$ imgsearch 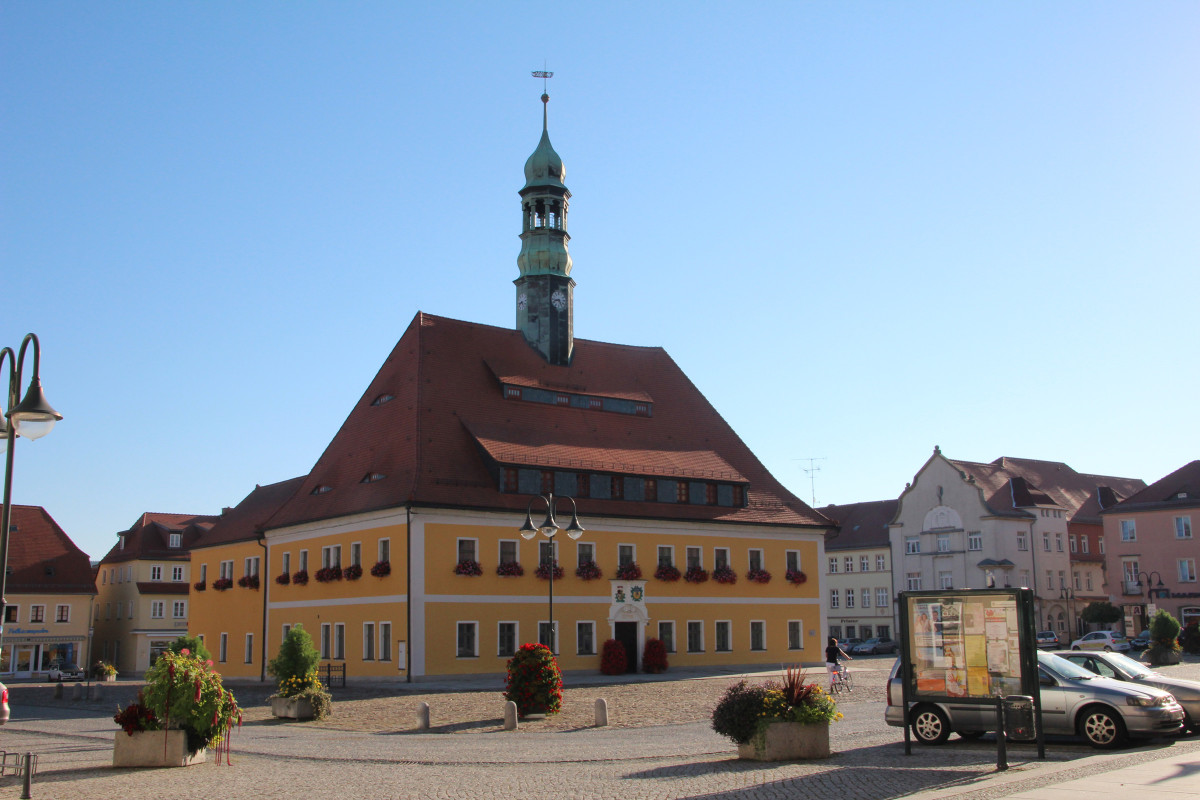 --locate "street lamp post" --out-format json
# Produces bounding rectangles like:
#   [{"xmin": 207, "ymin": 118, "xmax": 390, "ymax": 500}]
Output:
[
  {"xmin": 1135, "ymin": 570, "xmax": 1168, "ymax": 600},
  {"xmin": 0, "ymin": 334, "xmax": 63, "ymax": 667},
  {"xmin": 520, "ymin": 493, "xmax": 584, "ymax": 654},
  {"xmin": 1059, "ymin": 587, "xmax": 1076, "ymax": 637}
]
